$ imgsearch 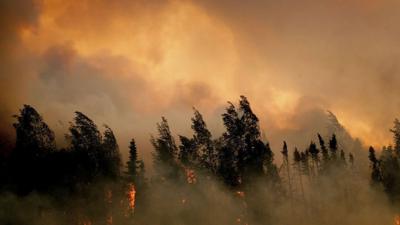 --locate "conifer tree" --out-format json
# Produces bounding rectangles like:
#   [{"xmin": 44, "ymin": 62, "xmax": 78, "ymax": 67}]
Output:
[
  {"xmin": 101, "ymin": 126, "xmax": 121, "ymax": 179},
  {"xmin": 390, "ymin": 119, "xmax": 400, "ymax": 154},
  {"xmin": 329, "ymin": 134, "xmax": 338, "ymax": 161},
  {"xmin": 191, "ymin": 108, "xmax": 214, "ymax": 170},
  {"xmin": 318, "ymin": 133, "xmax": 329, "ymax": 165},
  {"xmin": 67, "ymin": 111, "xmax": 103, "ymax": 181},
  {"xmin": 151, "ymin": 117, "xmax": 179, "ymax": 180},
  {"xmin": 368, "ymin": 146, "xmax": 381, "ymax": 185}
]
